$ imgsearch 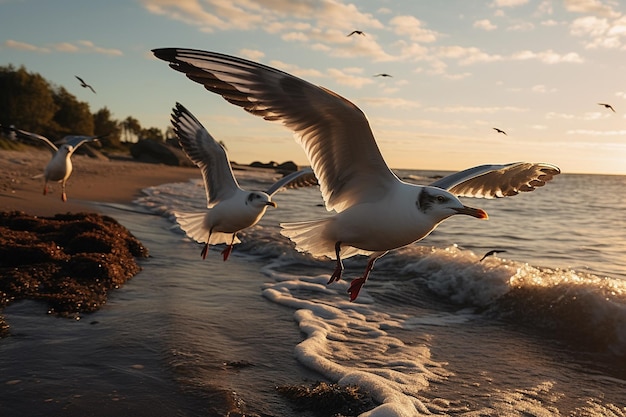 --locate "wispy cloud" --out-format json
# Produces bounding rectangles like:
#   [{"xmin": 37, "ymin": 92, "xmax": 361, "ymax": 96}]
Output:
[
  {"xmin": 474, "ymin": 19, "xmax": 498, "ymax": 31},
  {"xmin": 3, "ymin": 39, "xmax": 121, "ymax": 56},
  {"xmin": 4, "ymin": 39, "xmax": 50, "ymax": 53}
]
